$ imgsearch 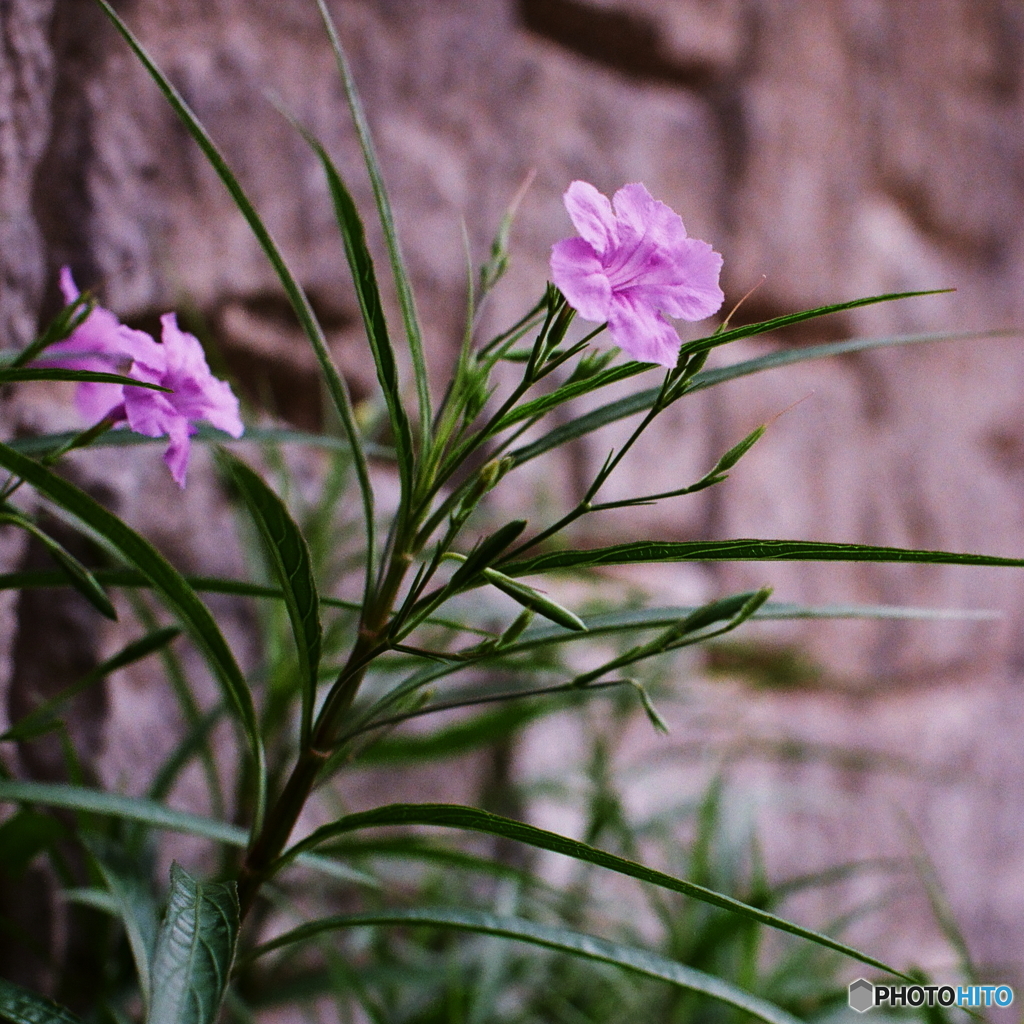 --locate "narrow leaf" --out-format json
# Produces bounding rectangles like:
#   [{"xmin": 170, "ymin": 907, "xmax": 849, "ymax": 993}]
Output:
[
  {"xmin": 89, "ymin": 843, "xmax": 161, "ymax": 1009},
  {"xmin": 0, "ymin": 979, "xmax": 84, "ymax": 1024},
  {"xmin": 0, "ymin": 440, "xmax": 266, "ymax": 829},
  {"xmin": 298, "ymin": 130, "xmax": 415, "ymax": 494},
  {"xmin": 219, "ymin": 451, "xmax": 321, "ymax": 746},
  {"xmin": 8, "ymin": 425, "xmax": 394, "ymax": 460},
  {"xmin": 246, "ymin": 906, "xmax": 804, "ymax": 1024},
  {"xmin": 492, "ymin": 361, "xmax": 651, "ymax": 431},
  {"xmin": 478, "ymin": 567, "xmax": 587, "ymax": 631},
  {"xmin": 502, "ymin": 538, "xmax": 1024, "ymax": 576},
  {"xmin": 146, "ymin": 864, "xmax": 238, "ymax": 1024},
  {"xmin": 2, "ymin": 626, "xmax": 180, "ymax": 743},
  {"xmin": 0, "ymin": 780, "xmax": 375, "ymax": 888},
  {"xmin": 708, "ymin": 424, "xmax": 766, "ymax": 475},
  {"xmin": 94, "ymin": 0, "xmax": 377, "ymax": 595},
  {"xmin": 9, "ymin": 294, "xmax": 92, "ymax": 369},
  {"xmin": 509, "ymin": 327, "xmax": 998, "ymax": 468},
  {"xmin": 278, "ymin": 803, "xmax": 909, "ymax": 979},
  {"xmin": 677, "ymin": 289, "xmax": 951, "ymax": 362},
  {"xmin": 686, "ymin": 327, "xmax": 1016, "ymax": 396},
  {"xmin": 0, "ymin": 368, "xmax": 169, "ymax": 390},
  {"xmin": 0, "ymin": 512, "xmax": 116, "ymax": 620},
  {"xmin": 313, "ymin": 0, "xmax": 432, "ymax": 442},
  {"xmin": 448, "ymin": 520, "xmax": 527, "ymax": 589}
]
